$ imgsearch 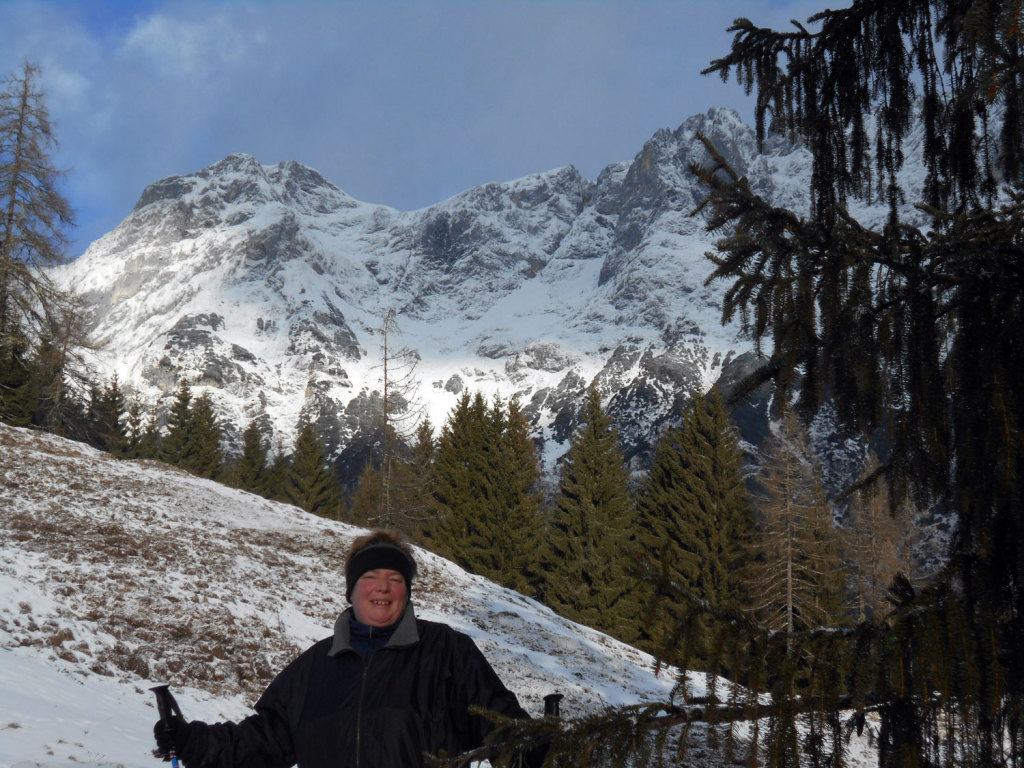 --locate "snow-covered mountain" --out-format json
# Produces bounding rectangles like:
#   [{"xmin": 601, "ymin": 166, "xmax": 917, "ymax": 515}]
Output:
[
  {"xmin": 0, "ymin": 424, "xmax": 879, "ymax": 767},
  {"xmin": 51, "ymin": 108, "xmax": 842, "ymax": 480}
]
